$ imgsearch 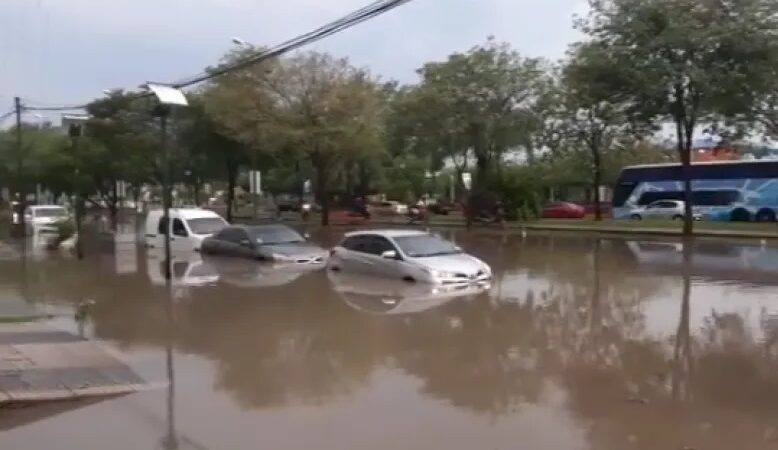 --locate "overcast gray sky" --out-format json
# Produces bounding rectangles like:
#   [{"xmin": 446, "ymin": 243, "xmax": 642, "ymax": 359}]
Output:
[{"xmin": 0, "ymin": 0, "xmax": 587, "ymax": 112}]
